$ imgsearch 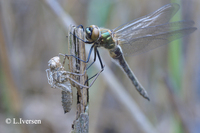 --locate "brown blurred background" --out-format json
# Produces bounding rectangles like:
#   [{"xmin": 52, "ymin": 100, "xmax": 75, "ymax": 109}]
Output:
[{"xmin": 0, "ymin": 0, "xmax": 199, "ymax": 133}]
